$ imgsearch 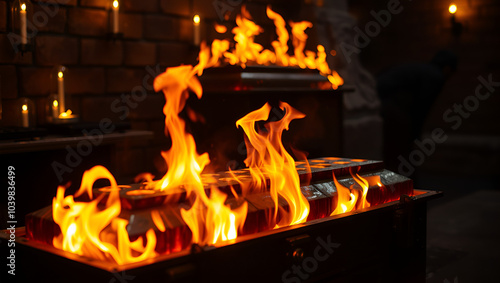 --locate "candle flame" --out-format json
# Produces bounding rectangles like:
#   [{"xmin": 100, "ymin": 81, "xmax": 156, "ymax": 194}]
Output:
[
  {"xmin": 53, "ymin": 100, "xmax": 59, "ymax": 108},
  {"xmin": 58, "ymin": 71, "xmax": 63, "ymax": 79},
  {"xmin": 449, "ymin": 4, "xmax": 457, "ymax": 14},
  {"xmin": 21, "ymin": 3, "xmax": 26, "ymax": 11},
  {"xmin": 193, "ymin": 15, "xmax": 200, "ymax": 24},
  {"xmin": 59, "ymin": 109, "xmax": 73, "ymax": 118},
  {"xmin": 113, "ymin": 0, "xmax": 119, "ymax": 9},
  {"xmin": 22, "ymin": 104, "xmax": 28, "ymax": 111}
]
